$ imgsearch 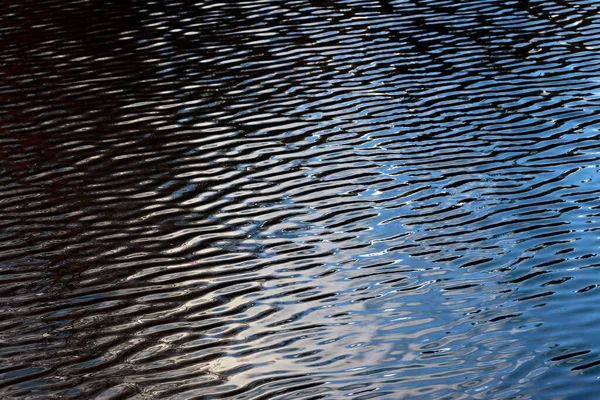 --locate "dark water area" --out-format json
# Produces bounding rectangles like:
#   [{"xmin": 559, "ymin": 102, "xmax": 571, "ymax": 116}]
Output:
[{"xmin": 3, "ymin": 0, "xmax": 600, "ymax": 398}]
